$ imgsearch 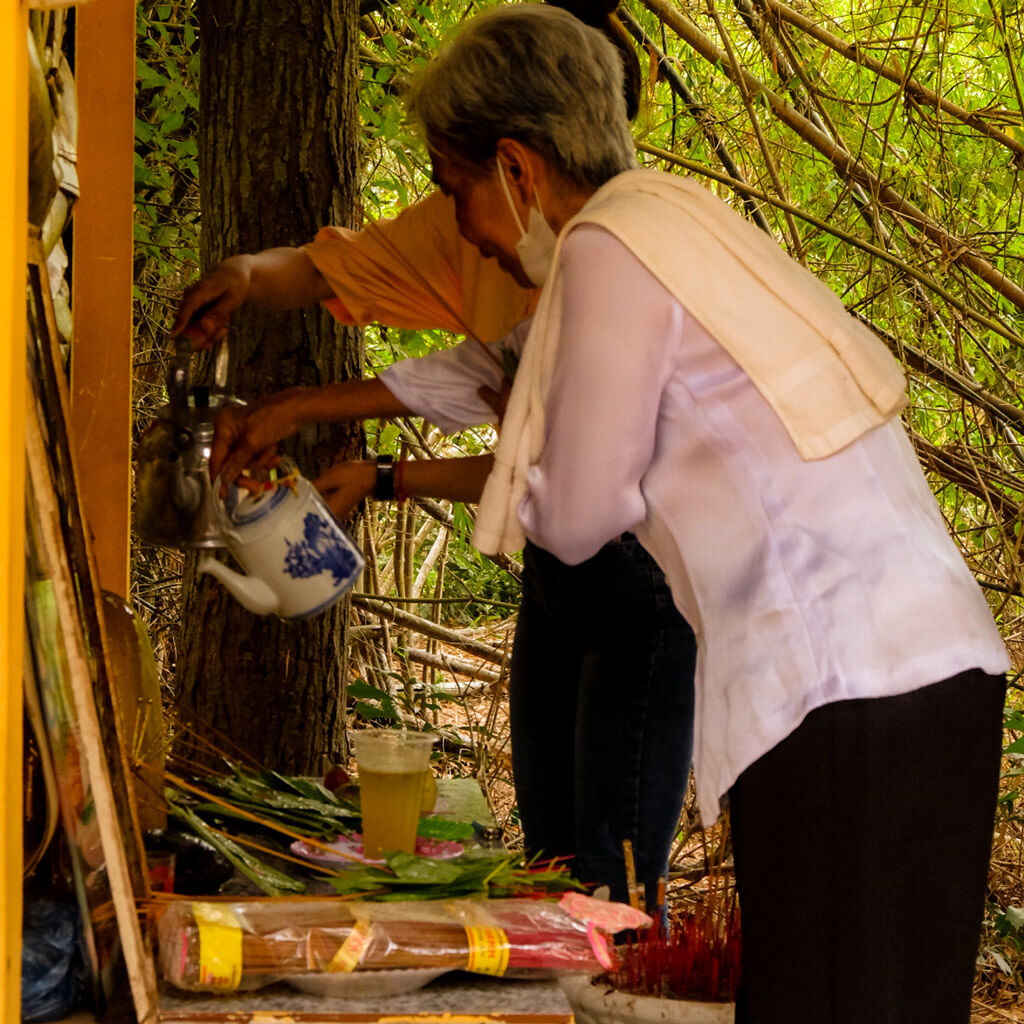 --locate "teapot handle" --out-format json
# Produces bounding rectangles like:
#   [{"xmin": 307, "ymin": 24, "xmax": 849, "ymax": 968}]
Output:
[
  {"xmin": 209, "ymin": 475, "xmax": 243, "ymax": 544},
  {"xmin": 167, "ymin": 335, "xmax": 230, "ymax": 410}
]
